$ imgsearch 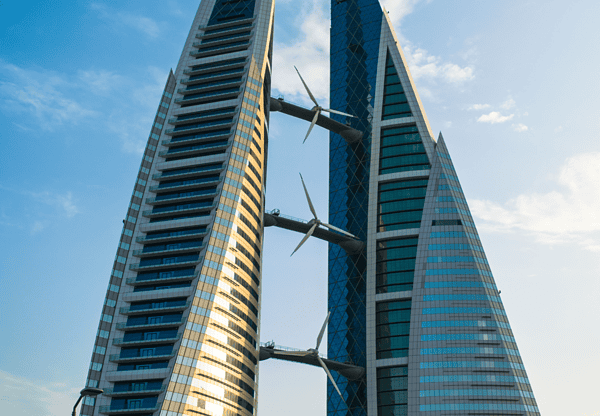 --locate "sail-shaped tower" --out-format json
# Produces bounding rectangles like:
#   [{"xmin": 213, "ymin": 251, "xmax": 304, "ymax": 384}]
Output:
[
  {"xmin": 327, "ymin": 1, "xmax": 541, "ymax": 415},
  {"xmin": 81, "ymin": 1, "xmax": 274, "ymax": 415}
]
